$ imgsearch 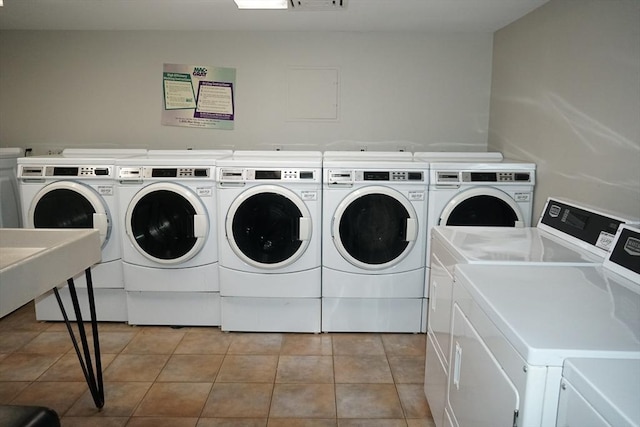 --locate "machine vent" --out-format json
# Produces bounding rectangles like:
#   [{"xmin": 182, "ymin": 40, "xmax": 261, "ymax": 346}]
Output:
[{"xmin": 289, "ymin": 0, "xmax": 346, "ymax": 10}]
